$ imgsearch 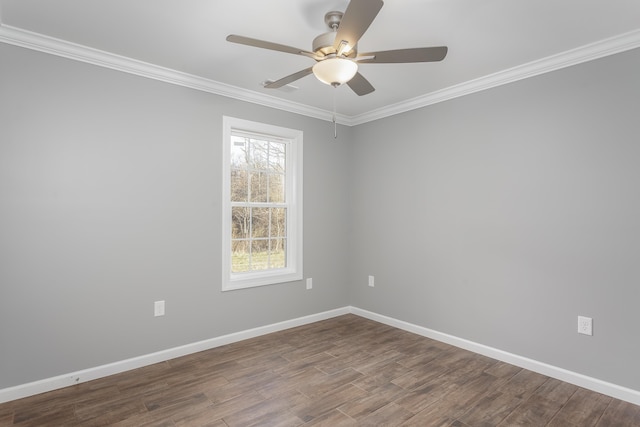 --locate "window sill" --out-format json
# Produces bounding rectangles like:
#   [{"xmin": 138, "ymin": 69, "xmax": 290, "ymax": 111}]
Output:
[{"xmin": 222, "ymin": 270, "xmax": 303, "ymax": 292}]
